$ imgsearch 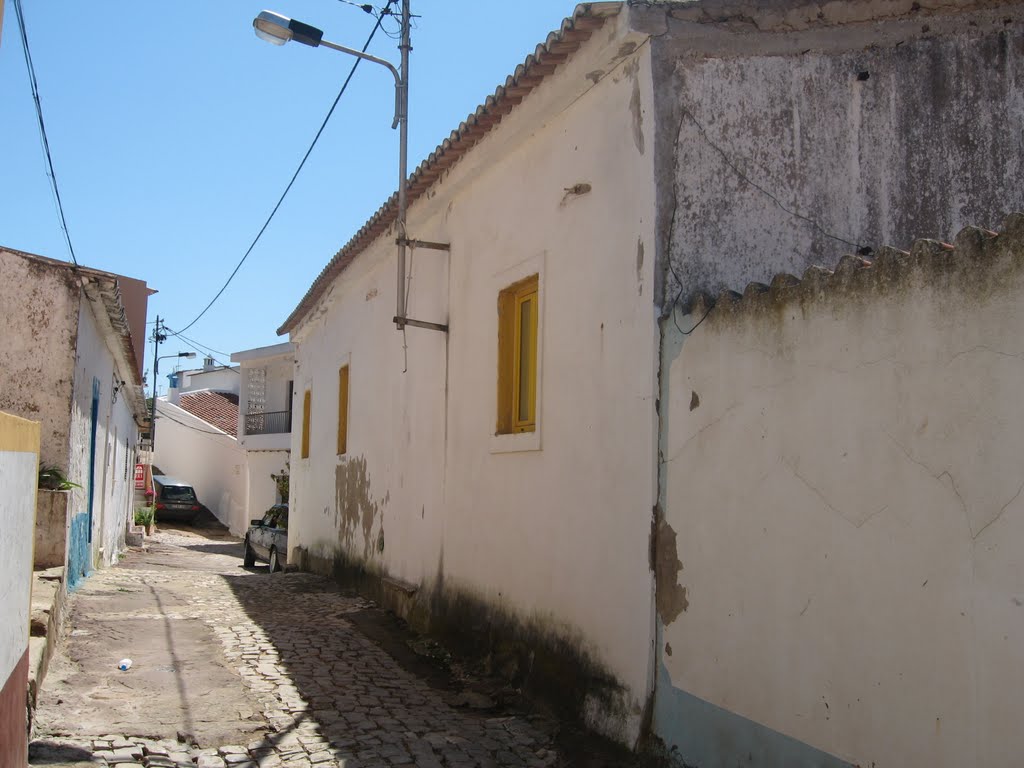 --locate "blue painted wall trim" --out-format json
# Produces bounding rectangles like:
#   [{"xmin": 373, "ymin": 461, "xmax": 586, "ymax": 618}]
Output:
[
  {"xmin": 87, "ymin": 377, "xmax": 100, "ymax": 544},
  {"xmin": 67, "ymin": 512, "xmax": 91, "ymax": 590},
  {"xmin": 653, "ymin": 660, "xmax": 854, "ymax": 768}
]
